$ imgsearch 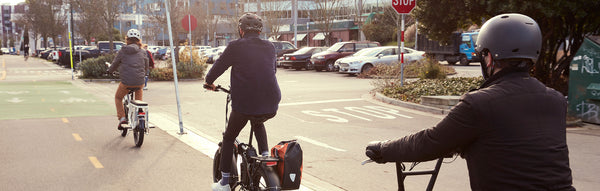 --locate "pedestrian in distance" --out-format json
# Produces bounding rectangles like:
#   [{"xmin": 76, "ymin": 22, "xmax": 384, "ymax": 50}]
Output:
[
  {"xmin": 204, "ymin": 13, "xmax": 281, "ymax": 191},
  {"xmin": 141, "ymin": 44, "xmax": 155, "ymax": 90},
  {"xmin": 365, "ymin": 13, "xmax": 575, "ymax": 190},
  {"xmin": 107, "ymin": 29, "xmax": 149, "ymax": 130}
]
